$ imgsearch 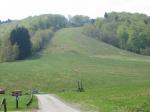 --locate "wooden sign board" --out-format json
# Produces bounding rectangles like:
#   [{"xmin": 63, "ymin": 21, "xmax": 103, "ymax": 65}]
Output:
[
  {"xmin": 12, "ymin": 90, "xmax": 22, "ymax": 96},
  {"xmin": 0, "ymin": 88, "xmax": 5, "ymax": 94}
]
